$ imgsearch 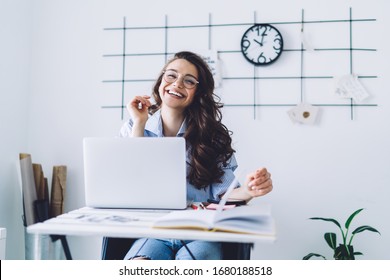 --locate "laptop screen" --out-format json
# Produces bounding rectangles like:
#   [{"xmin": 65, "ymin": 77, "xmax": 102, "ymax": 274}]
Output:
[{"xmin": 83, "ymin": 137, "xmax": 187, "ymax": 210}]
